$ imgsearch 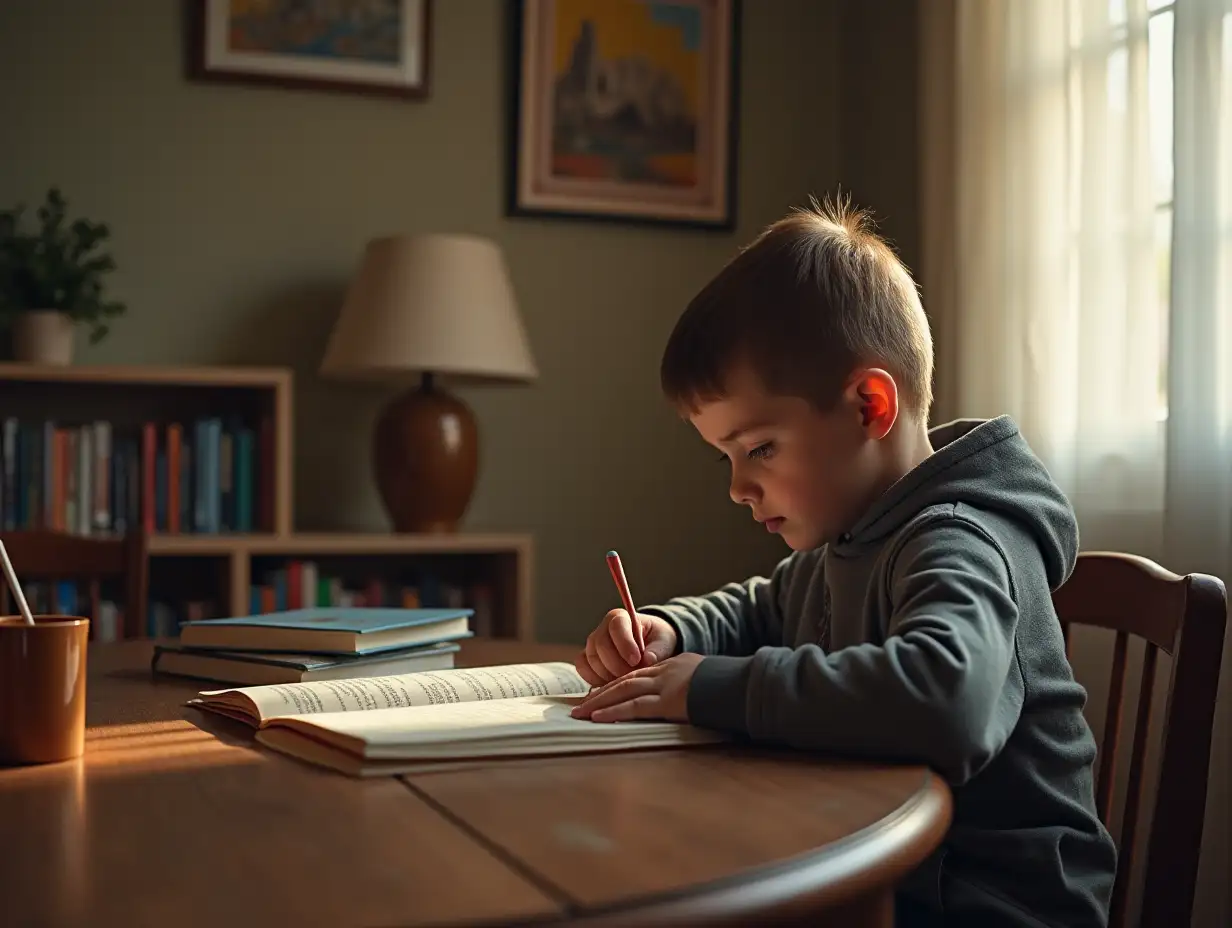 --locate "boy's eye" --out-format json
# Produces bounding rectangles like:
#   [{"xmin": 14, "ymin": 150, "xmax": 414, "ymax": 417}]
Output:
[
  {"xmin": 715, "ymin": 442, "xmax": 775, "ymax": 463},
  {"xmin": 747, "ymin": 442, "xmax": 774, "ymax": 461}
]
